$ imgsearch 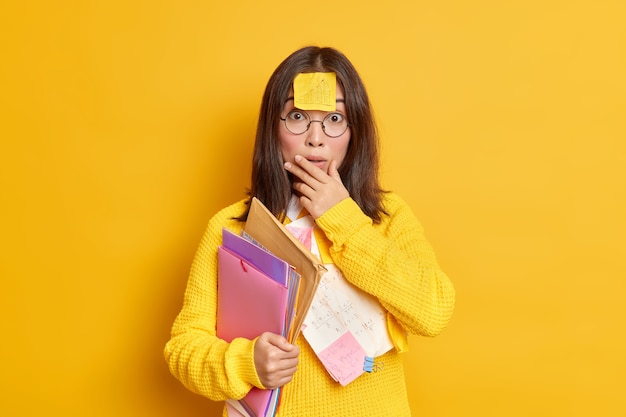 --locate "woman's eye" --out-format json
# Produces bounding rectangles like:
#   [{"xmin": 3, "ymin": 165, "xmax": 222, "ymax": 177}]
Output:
[
  {"xmin": 327, "ymin": 113, "xmax": 344, "ymax": 123},
  {"xmin": 287, "ymin": 111, "xmax": 306, "ymax": 121}
]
